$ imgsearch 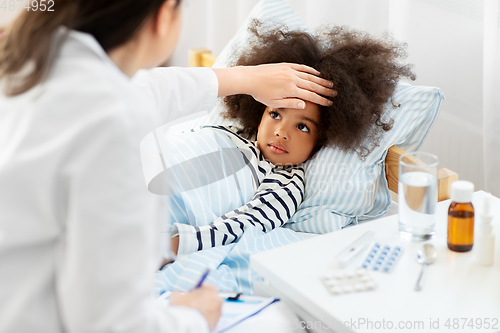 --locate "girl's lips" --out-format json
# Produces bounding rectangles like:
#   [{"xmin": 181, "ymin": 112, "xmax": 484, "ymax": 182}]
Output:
[{"xmin": 268, "ymin": 143, "xmax": 288, "ymax": 154}]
